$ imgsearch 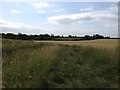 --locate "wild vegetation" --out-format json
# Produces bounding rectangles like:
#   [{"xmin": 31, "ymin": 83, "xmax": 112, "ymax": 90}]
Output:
[{"xmin": 2, "ymin": 39, "xmax": 118, "ymax": 88}]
